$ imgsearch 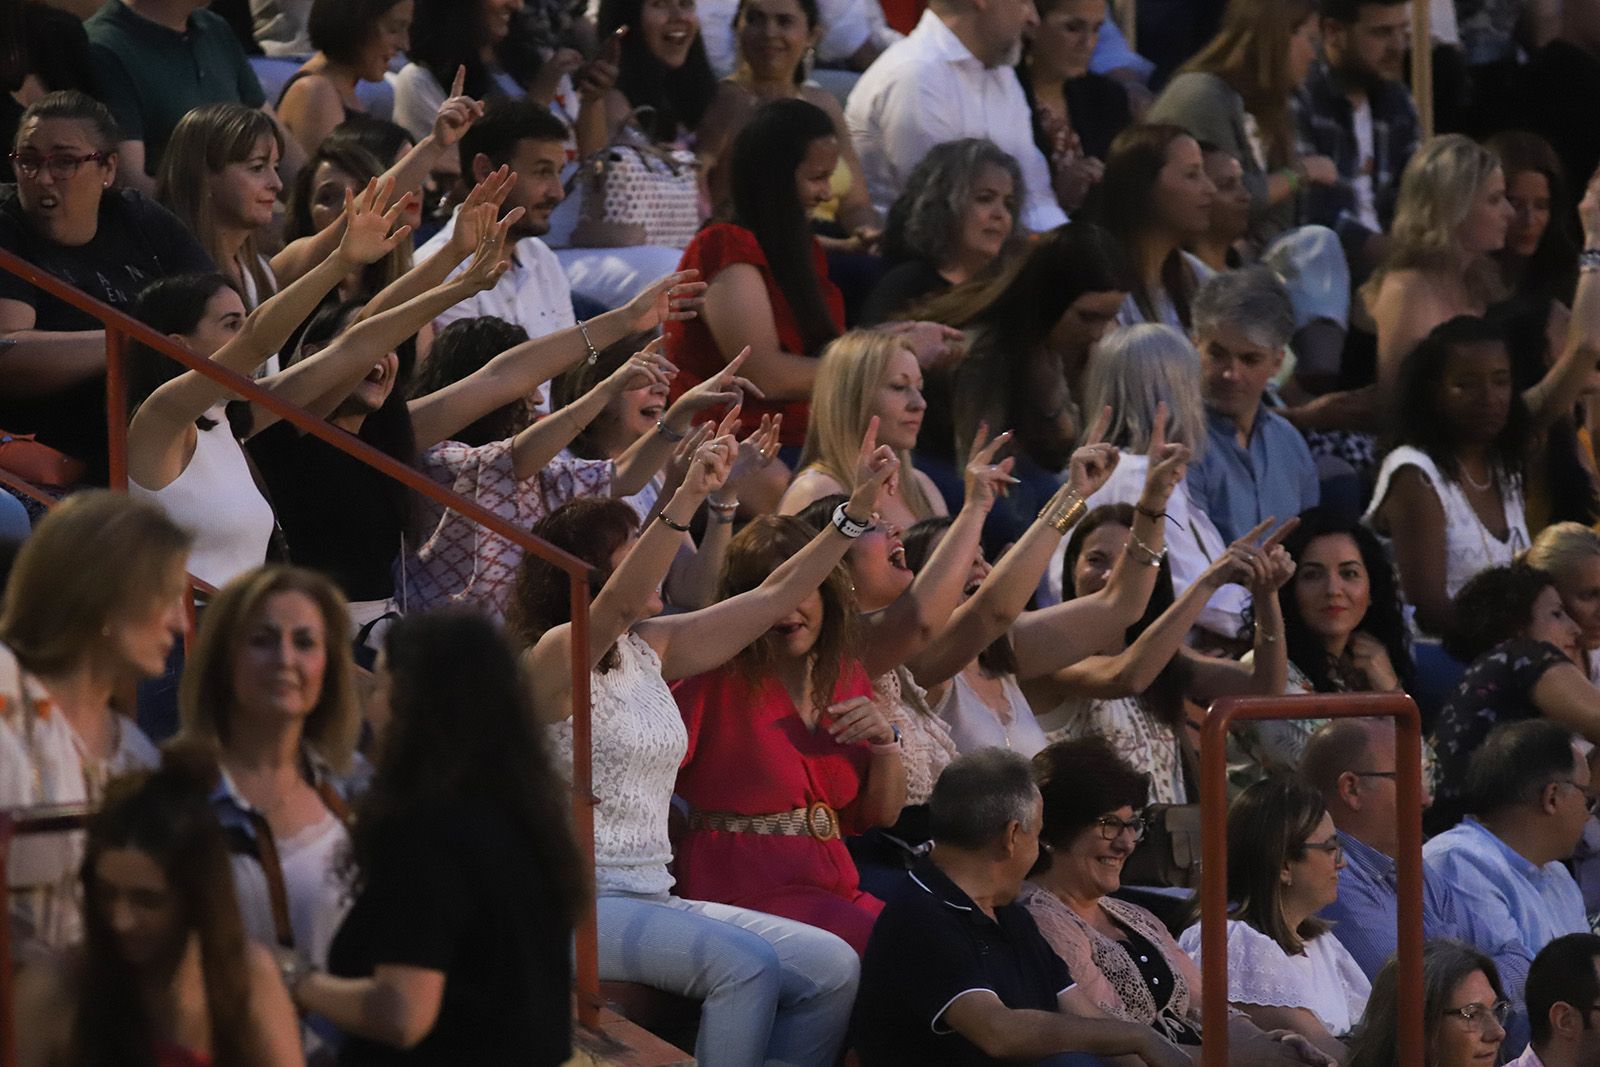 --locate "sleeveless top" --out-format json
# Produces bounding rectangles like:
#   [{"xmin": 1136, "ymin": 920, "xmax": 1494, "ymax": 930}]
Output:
[
  {"xmin": 131, "ymin": 405, "xmax": 275, "ymax": 589},
  {"xmin": 1364, "ymin": 445, "xmax": 1528, "ymax": 600},
  {"xmin": 1038, "ymin": 694, "xmax": 1185, "ymax": 805},
  {"xmin": 549, "ymin": 632, "xmax": 687, "ymax": 896},
  {"xmin": 275, "ymin": 69, "xmax": 360, "ymax": 120},
  {"xmin": 936, "ymin": 670, "xmax": 1049, "ymax": 758},
  {"xmin": 875, "ymin": 666, "xmax": 958, "ymax": 807}
]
